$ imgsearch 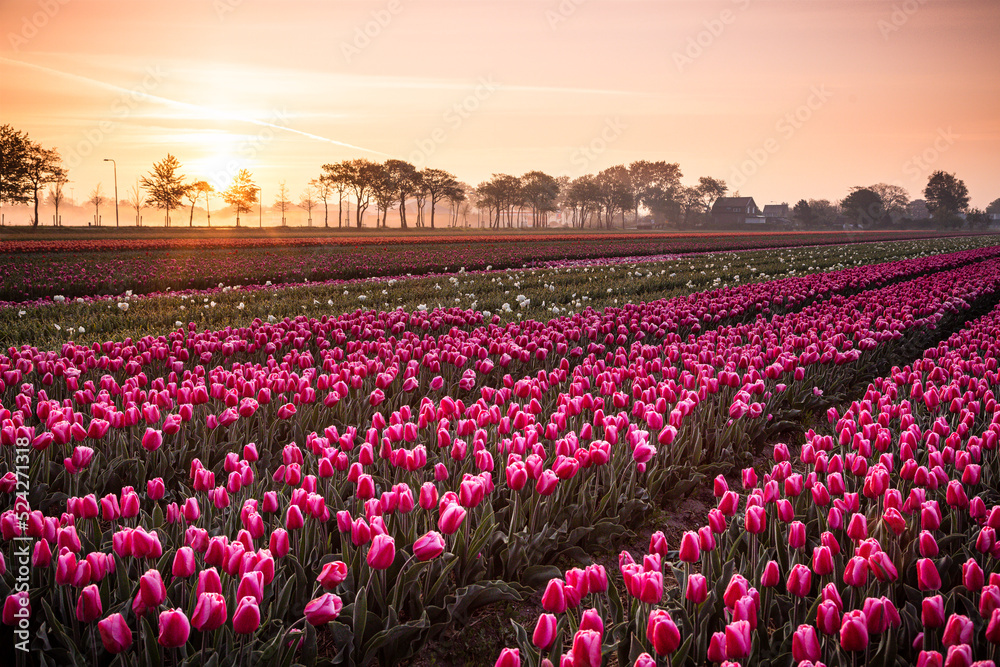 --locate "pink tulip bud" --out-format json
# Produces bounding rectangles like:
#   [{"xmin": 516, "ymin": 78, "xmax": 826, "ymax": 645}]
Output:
[
  {"xmin": 686, "ymin": 573, "xmax": 707, "ymax": 604},
  {"xmin": 761, "ymin": 560, "xmax": 780, "ymax": 588},
  {"xmin": 533, "ymin": 613, "xmax": 557, "ymax": 649},
  {"xmin": 942, "ymin": 614, "xmax": 974, "ymax": 647},
  {"xmin": 917, "ymin": 558, "xmax": 942, "ymax": 591},
  {"xmin": 191, "ymin": 592, "xmax": 227, "ymax": 632},
  {"xmin": 840, "ymin": 609, "xmax": 869, "ymax": 651},
  {"xmin": 725, "ymin": 620, "xmax": 751, "ymax": 659},
  {"xmin": 366, "ymin": 533, "xmax": 395, "ymax": 570},
  {"xmin": 678, "ymin": 531, "xmax": 700, "ymax": 563}
]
